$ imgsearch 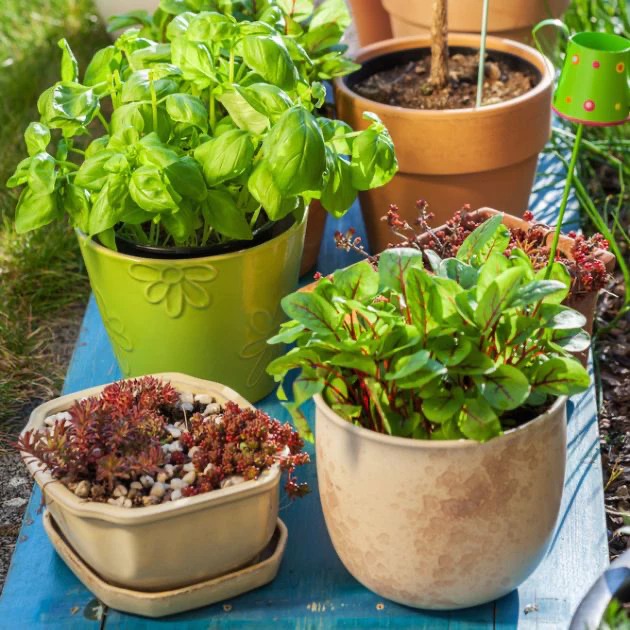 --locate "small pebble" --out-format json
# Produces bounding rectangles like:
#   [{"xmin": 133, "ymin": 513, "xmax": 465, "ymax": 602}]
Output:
[
  {"xmin": 123, "ymin": 498, "xmax": 133, "ymax": 508},
  {"xmin": 182, "ymin": 471, "xmax": 196, "ymax": 485},
  {"xmin": 188, "ymin": 446, "xmax": 200, "ymax": 459},
  {"xmin": 204, "ymin": 403, "xmax": 221, "ymax": 416},
  {"xmin": 44, "ymin": 411, "xmax": 72, "ymax": 427},
  {"xmin": 91, "ymin": 484, "xmax": 105, "ymax": 499},
  {"xmin": 221, "ymin": 476, "xmax": 245, "ymax": 489},
  {"xmin": 180, "ymin": 392, "xmax": 194, "ymax": 405},
  {"xmin": 113, "ymin": 484, "xmax": 128, "ymax": 498},
  {"xmin": 168, "ymin": 441, "xmax": 182, "ymax": 453},
  {"xmin": 619, "ymin": 485, "xmax": 629, "ymax": 499},
  {"xmin": 142, "ymin": 496, "xmax": 159, "ymax": 506},
  {"xmin": 107, "ymin": 496, "xmax": 125, "ymax": 507},
  {"xmin": 195, "ymin": 394, "xmax": 213, "ymax": 404},
  {"xmin": 157, "ymin": 472, "xmax": 168, "ymax": 484},
  {"xmin": 164, "ymin": 464, "xmax": 175, "ymax": 478},
  {"xmin": 74, "ymin": 480, "xmax": 91, "ymax": 498},
  {"xmin": 166, "ymin": 426, "xmax": 182, "ymax": 439},
  {"xmin": 130, "ymin": 481, "xmax": 143, "ymax": 490},
  {"xmin": 140, "ymin": 475, "xmax": 155, "ymax": 488},
  {"xmin": 181, "ymin": 402, "xmax": 194, "ymax": 413},
  {"xmin": 171, "ymin": 489, "xmax": 183, "ymax": 501},
  {"xmin": 128, "ymin": 488, "xmax": 138, "ymax": 499},
  {"xmin": 170, "ymin": 478, "xmax": 187, "ymax": 490},
  {"xmin": 183, "ymin": 462, "xmax": 195, "ymax": 472},
  {"xmin": 150, "ymin": 482, "xmax": 166, "ymax": 498},
  {"xmin": 203, "ymin": 464, "xmax": 216, "ymax": 476}
]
